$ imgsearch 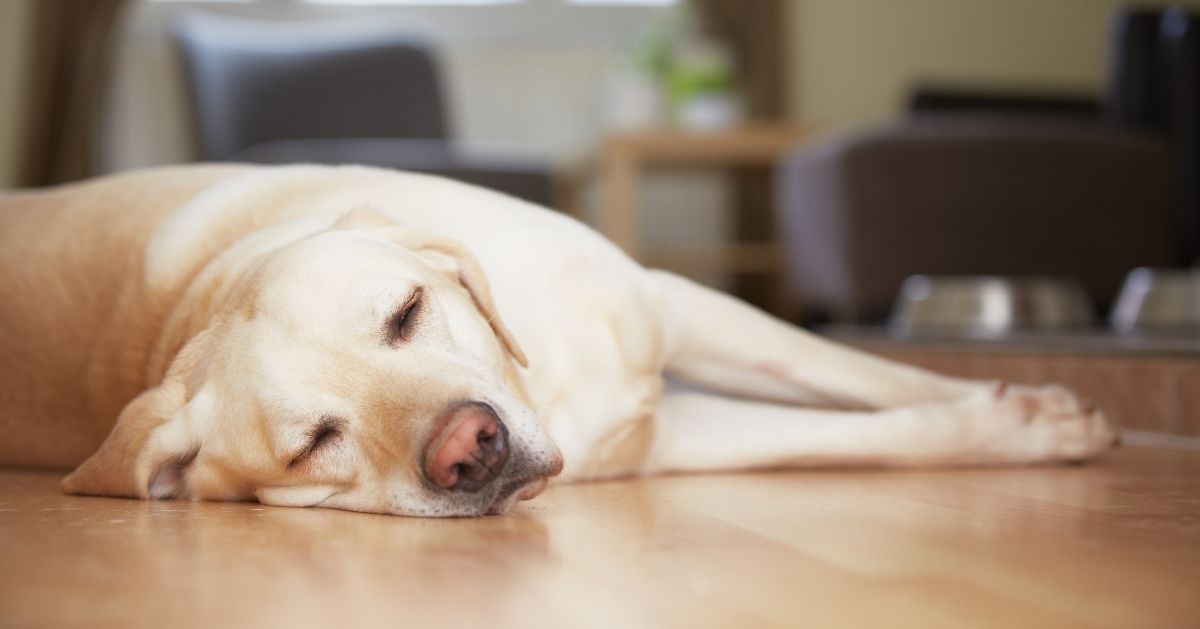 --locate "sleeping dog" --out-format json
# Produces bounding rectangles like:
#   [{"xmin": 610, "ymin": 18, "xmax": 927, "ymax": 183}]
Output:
[{"xmin": 0, "ymin": 165, "xmax": 1116, "ymax": 516}]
